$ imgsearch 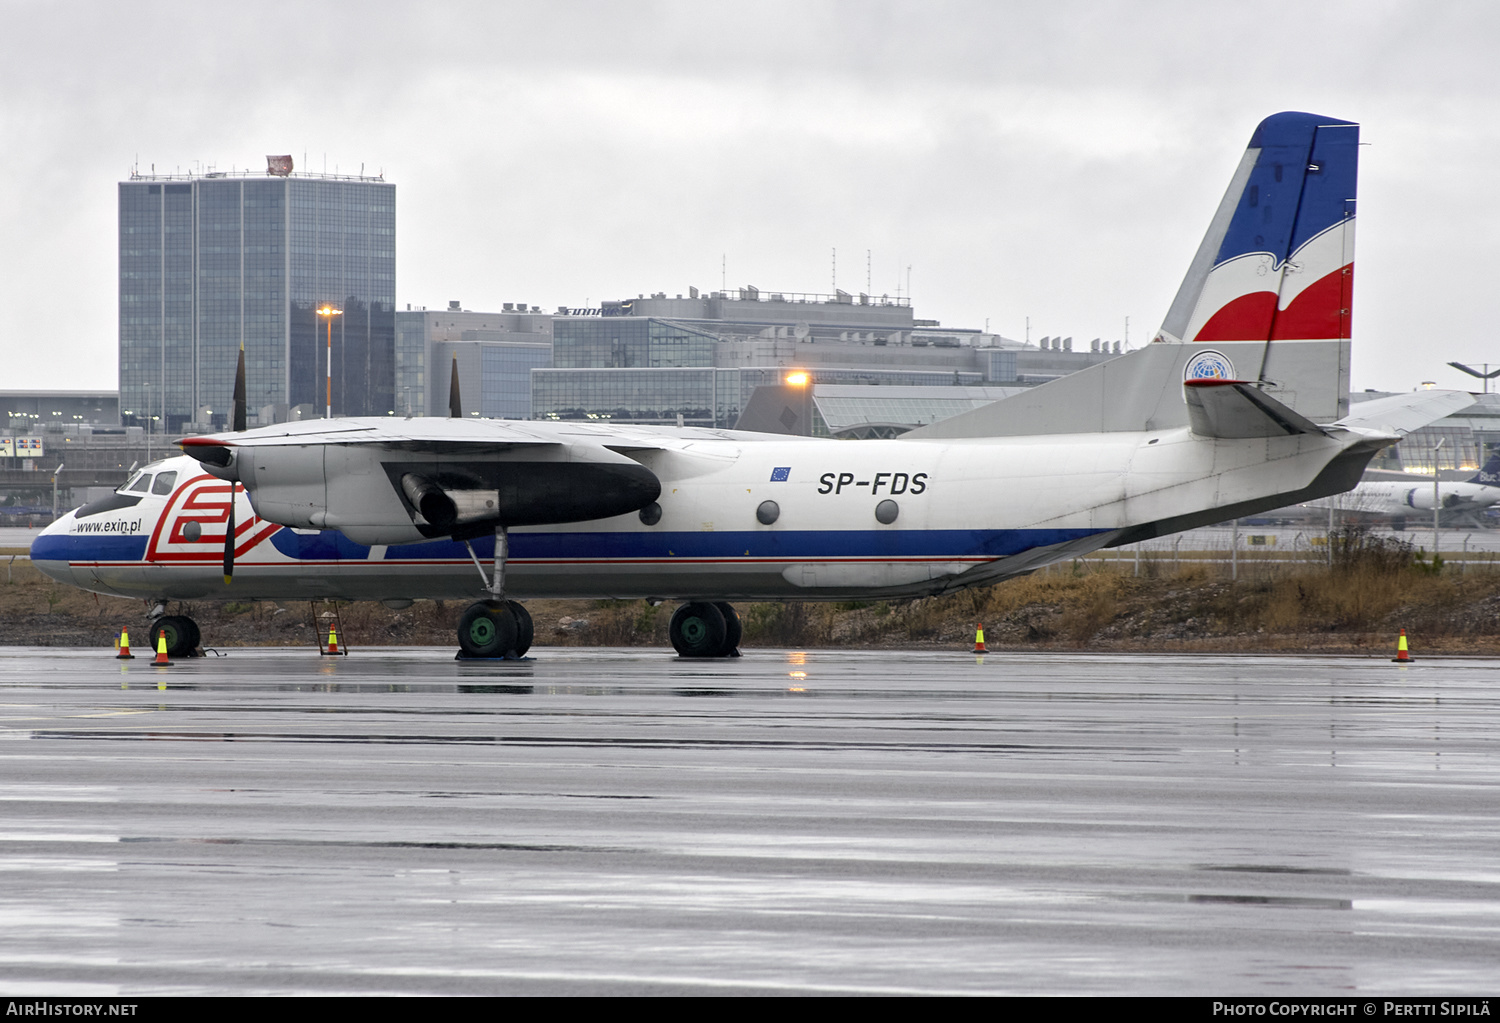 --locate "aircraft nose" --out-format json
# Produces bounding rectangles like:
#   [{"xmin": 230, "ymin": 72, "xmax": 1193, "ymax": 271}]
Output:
[{"xmin": 29, "ymin": 516, "xmax": 77, "ymax": 585}]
